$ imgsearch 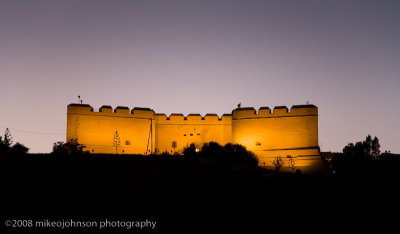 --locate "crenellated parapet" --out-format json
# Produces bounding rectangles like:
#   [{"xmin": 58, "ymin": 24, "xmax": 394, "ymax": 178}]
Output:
[
  {"xmin": 154, "ymin": 112, "xmax": 232, "ymax": 125},
  {"xmin": 67, "ymin": 104, "xmax": 155, "ymax": 118},
  {"xmin": 232, "ymin": 105, "xmax": 318, "ymax": 119},
  {"xmin": 67, "ymin": 103, "xmax": 235, "ymax": 123}
]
